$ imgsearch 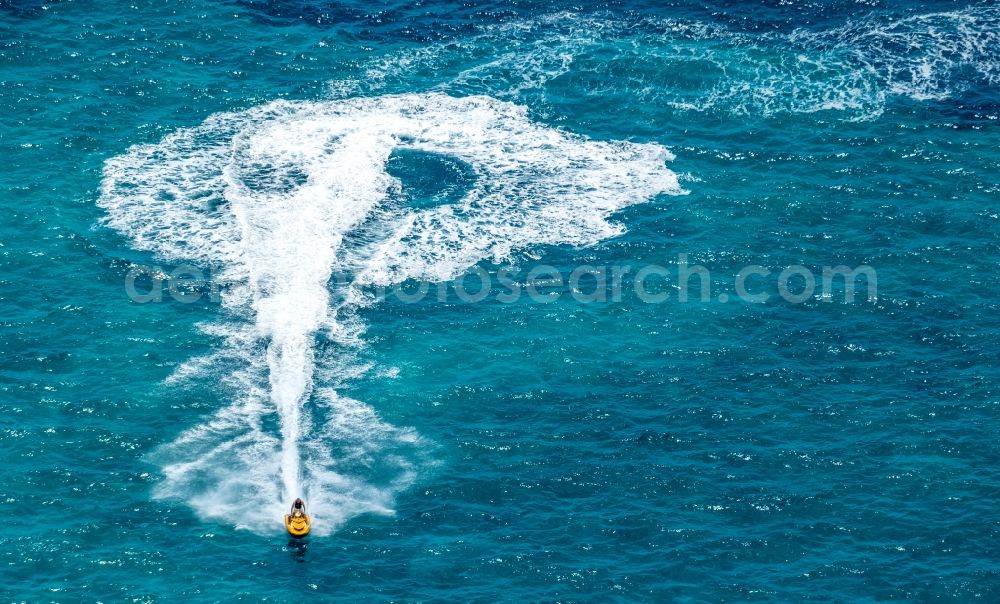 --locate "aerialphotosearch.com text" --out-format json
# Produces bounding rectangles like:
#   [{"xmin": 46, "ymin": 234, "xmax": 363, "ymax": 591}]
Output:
[{"xmin": 125, "ymin": 254, "xmax": 878, "ymax": 306}]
